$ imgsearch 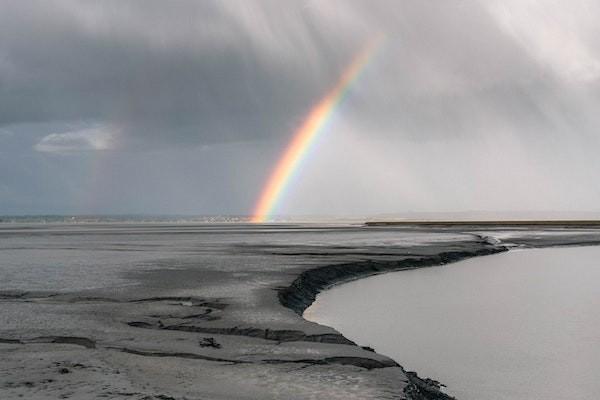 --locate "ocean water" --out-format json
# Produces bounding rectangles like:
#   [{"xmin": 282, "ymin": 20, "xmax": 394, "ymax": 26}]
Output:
[{"xmin": 305, "ymin": 246, "xmax": 600, "ymax": 400}]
